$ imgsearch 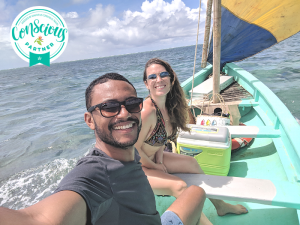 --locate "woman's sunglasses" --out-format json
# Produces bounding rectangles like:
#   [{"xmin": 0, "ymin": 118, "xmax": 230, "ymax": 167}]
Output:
[
  {"xmin": 87, "ymin": 97, "xmax": 143, "ymax": 118},
  {"xmin": 147, "ymin": 71, "xmax": 170, "ymax": 80}
]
